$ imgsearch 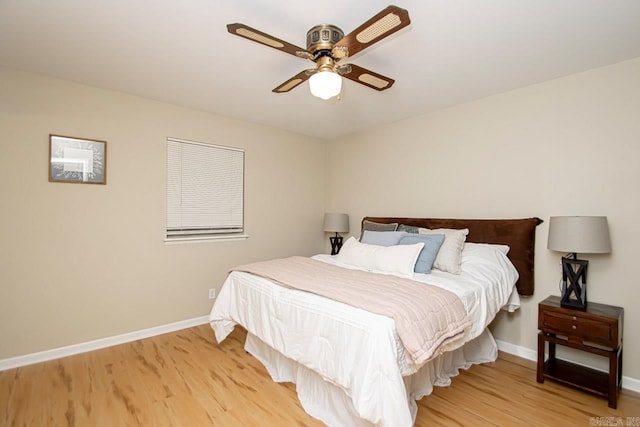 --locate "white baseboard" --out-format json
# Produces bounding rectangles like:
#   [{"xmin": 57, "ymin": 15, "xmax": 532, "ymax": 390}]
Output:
[
  {"xmin": 496, "ymin": 339, "xmax": 640, "ymax": 394},
  {"xmin": 495, "ymin": 339, "xmax": 539, "ymax": 361},
  {"xmin": 0, "ymin": 315, "xmax": 210, "ymax": 371}
]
